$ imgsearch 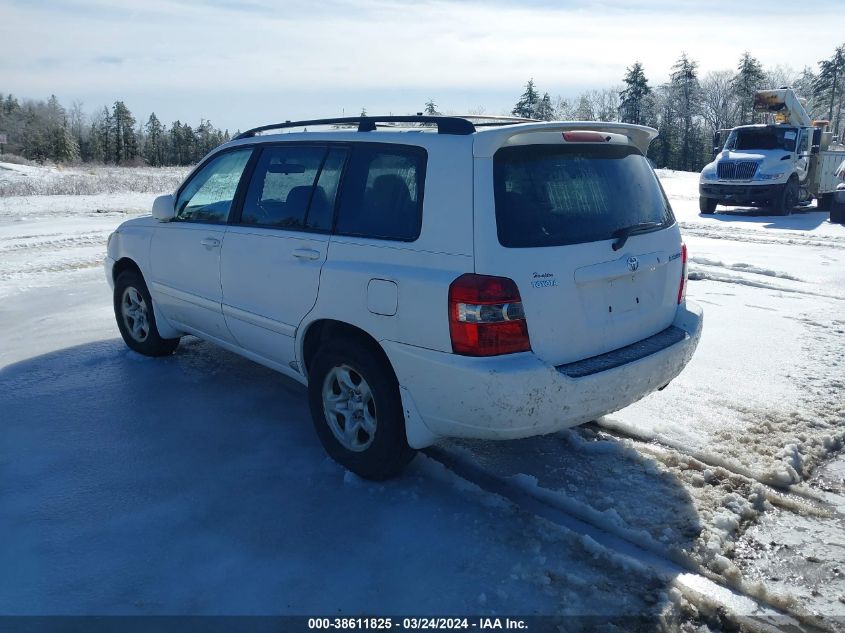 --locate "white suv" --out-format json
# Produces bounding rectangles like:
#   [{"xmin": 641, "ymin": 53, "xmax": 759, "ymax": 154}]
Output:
[{"xmin": 105, "ymin": 116, "xmax": 703, "ymax": 479}]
